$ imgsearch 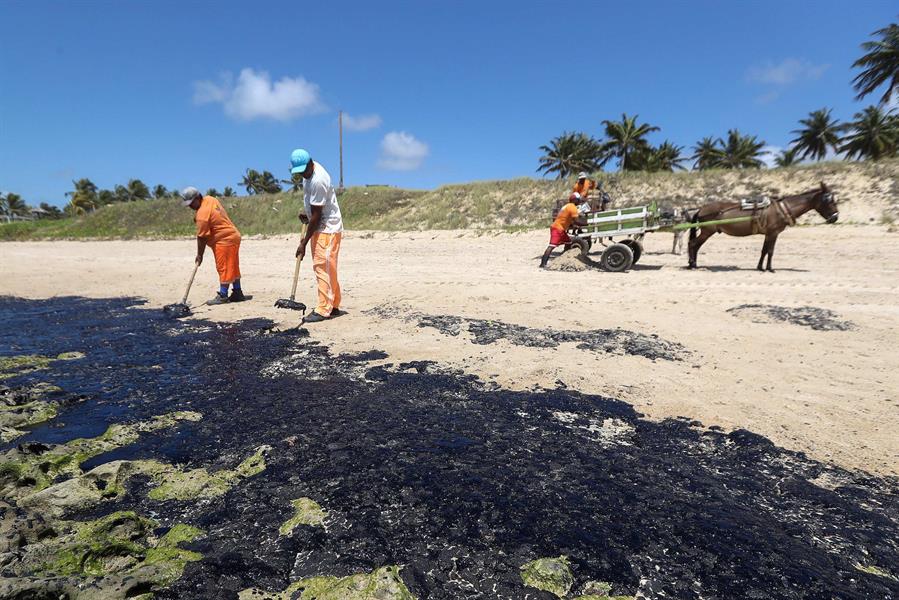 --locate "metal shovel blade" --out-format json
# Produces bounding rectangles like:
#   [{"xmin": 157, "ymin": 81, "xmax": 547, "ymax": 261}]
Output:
[
  {"xmin": 163, "ymin": 303, "xmax": 192, "ymax": 318},
  {"xmin": 274, "ymin": 298, "xmax": 306, "ymax": 312}
]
